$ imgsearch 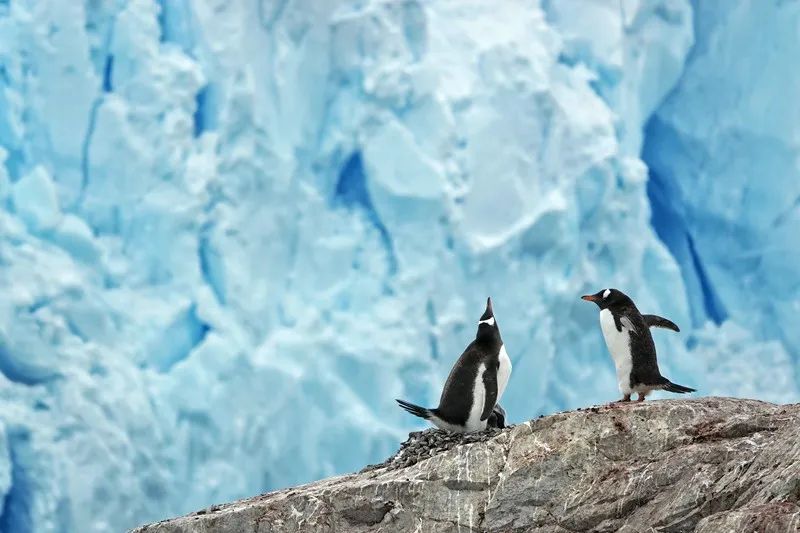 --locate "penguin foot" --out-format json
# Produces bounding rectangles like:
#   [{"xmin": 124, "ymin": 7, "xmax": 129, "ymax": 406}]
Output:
[
  {"xmin": 608, "ymin": 394, "xmax": 632, "ymax": 407},
  {"xmin": 636, "ymin": 393, "xmax": 647, "ymax": 402}
]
